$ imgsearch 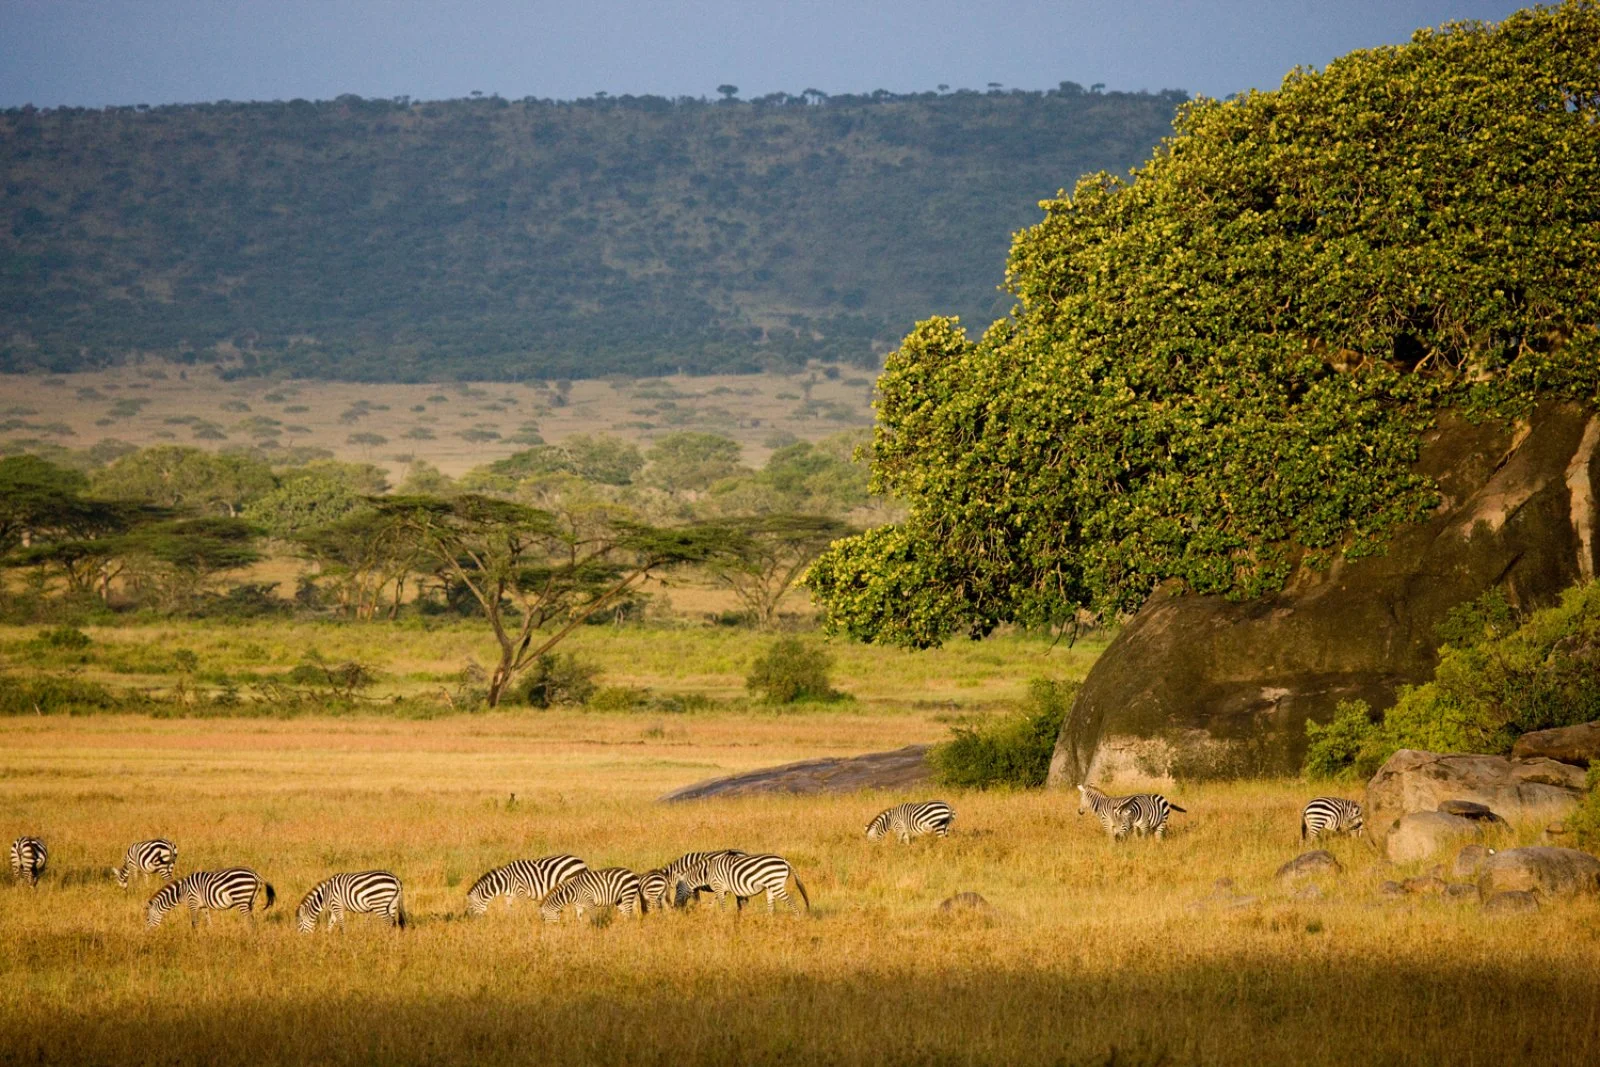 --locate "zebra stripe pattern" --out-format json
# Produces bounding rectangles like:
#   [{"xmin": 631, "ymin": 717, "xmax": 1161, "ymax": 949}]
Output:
[
  {"xmin": 10, "ymin": 836, "xmax": 47, "ymax": 886},
  {"xmin": 663, "ymin": 849, "xmax": 746, "ymax": 906},
  {"xmin": 146, "ymin": 867, "xmax": 275, "ymax": 928},
  {"xmin": 465, "ymin": 855, "xmax": 588, "ymax": 915},
  {"xmin": 539, "ymin": 867, "xmax": 646, "ymax": 921},
  {"xmin": 865, "ymin": 801, "xmax": 955, "ymax": 843},
  {"xmin": 1077, "ymin": 785, "xmax": 1185, "ymax": 840},
  {"xmin": 1301, "ymin": 797, "xmax": 1364, "ymax": 842},
  {"xmin": 297, "ymin": 870, "xmax": 406, "ymax": 932},
  {"xmin": 639, "ymin": 868, "xmax": 672, "ymax": 911},
  {"xmin": 674, "ymin": 852, "xmax": 810, "ymax": 914},
  {"xmin": 113, "ymin": 839, "xmax": 177, "ymax": 888}
]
